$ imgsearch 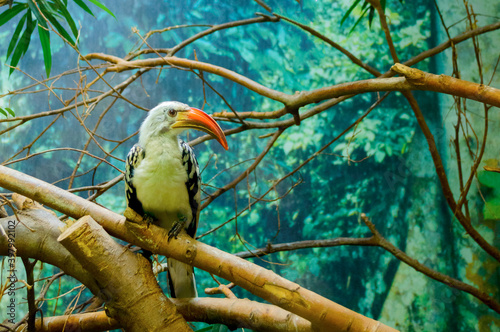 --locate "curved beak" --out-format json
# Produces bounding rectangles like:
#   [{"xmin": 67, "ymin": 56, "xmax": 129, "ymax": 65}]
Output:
[{"xmin": 172, "ymin": 107, "xmax": 228, "ymax": 150}]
